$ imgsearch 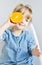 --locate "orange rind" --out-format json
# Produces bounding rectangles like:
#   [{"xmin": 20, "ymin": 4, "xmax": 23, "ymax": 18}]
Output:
[{"xmin": 10, "ymin": 12, "xmax": 23, "ymax": 24}]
